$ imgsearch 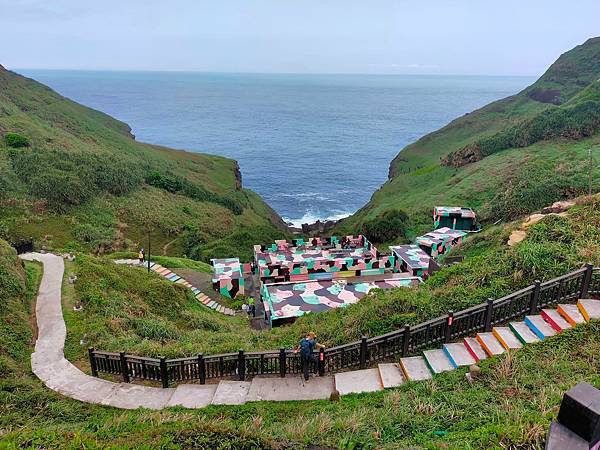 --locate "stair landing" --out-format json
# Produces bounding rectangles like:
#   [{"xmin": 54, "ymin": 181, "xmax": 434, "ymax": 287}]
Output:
[{"xmin": 334, "ymin": 368, "xmax": 382, "ymax": 395}]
